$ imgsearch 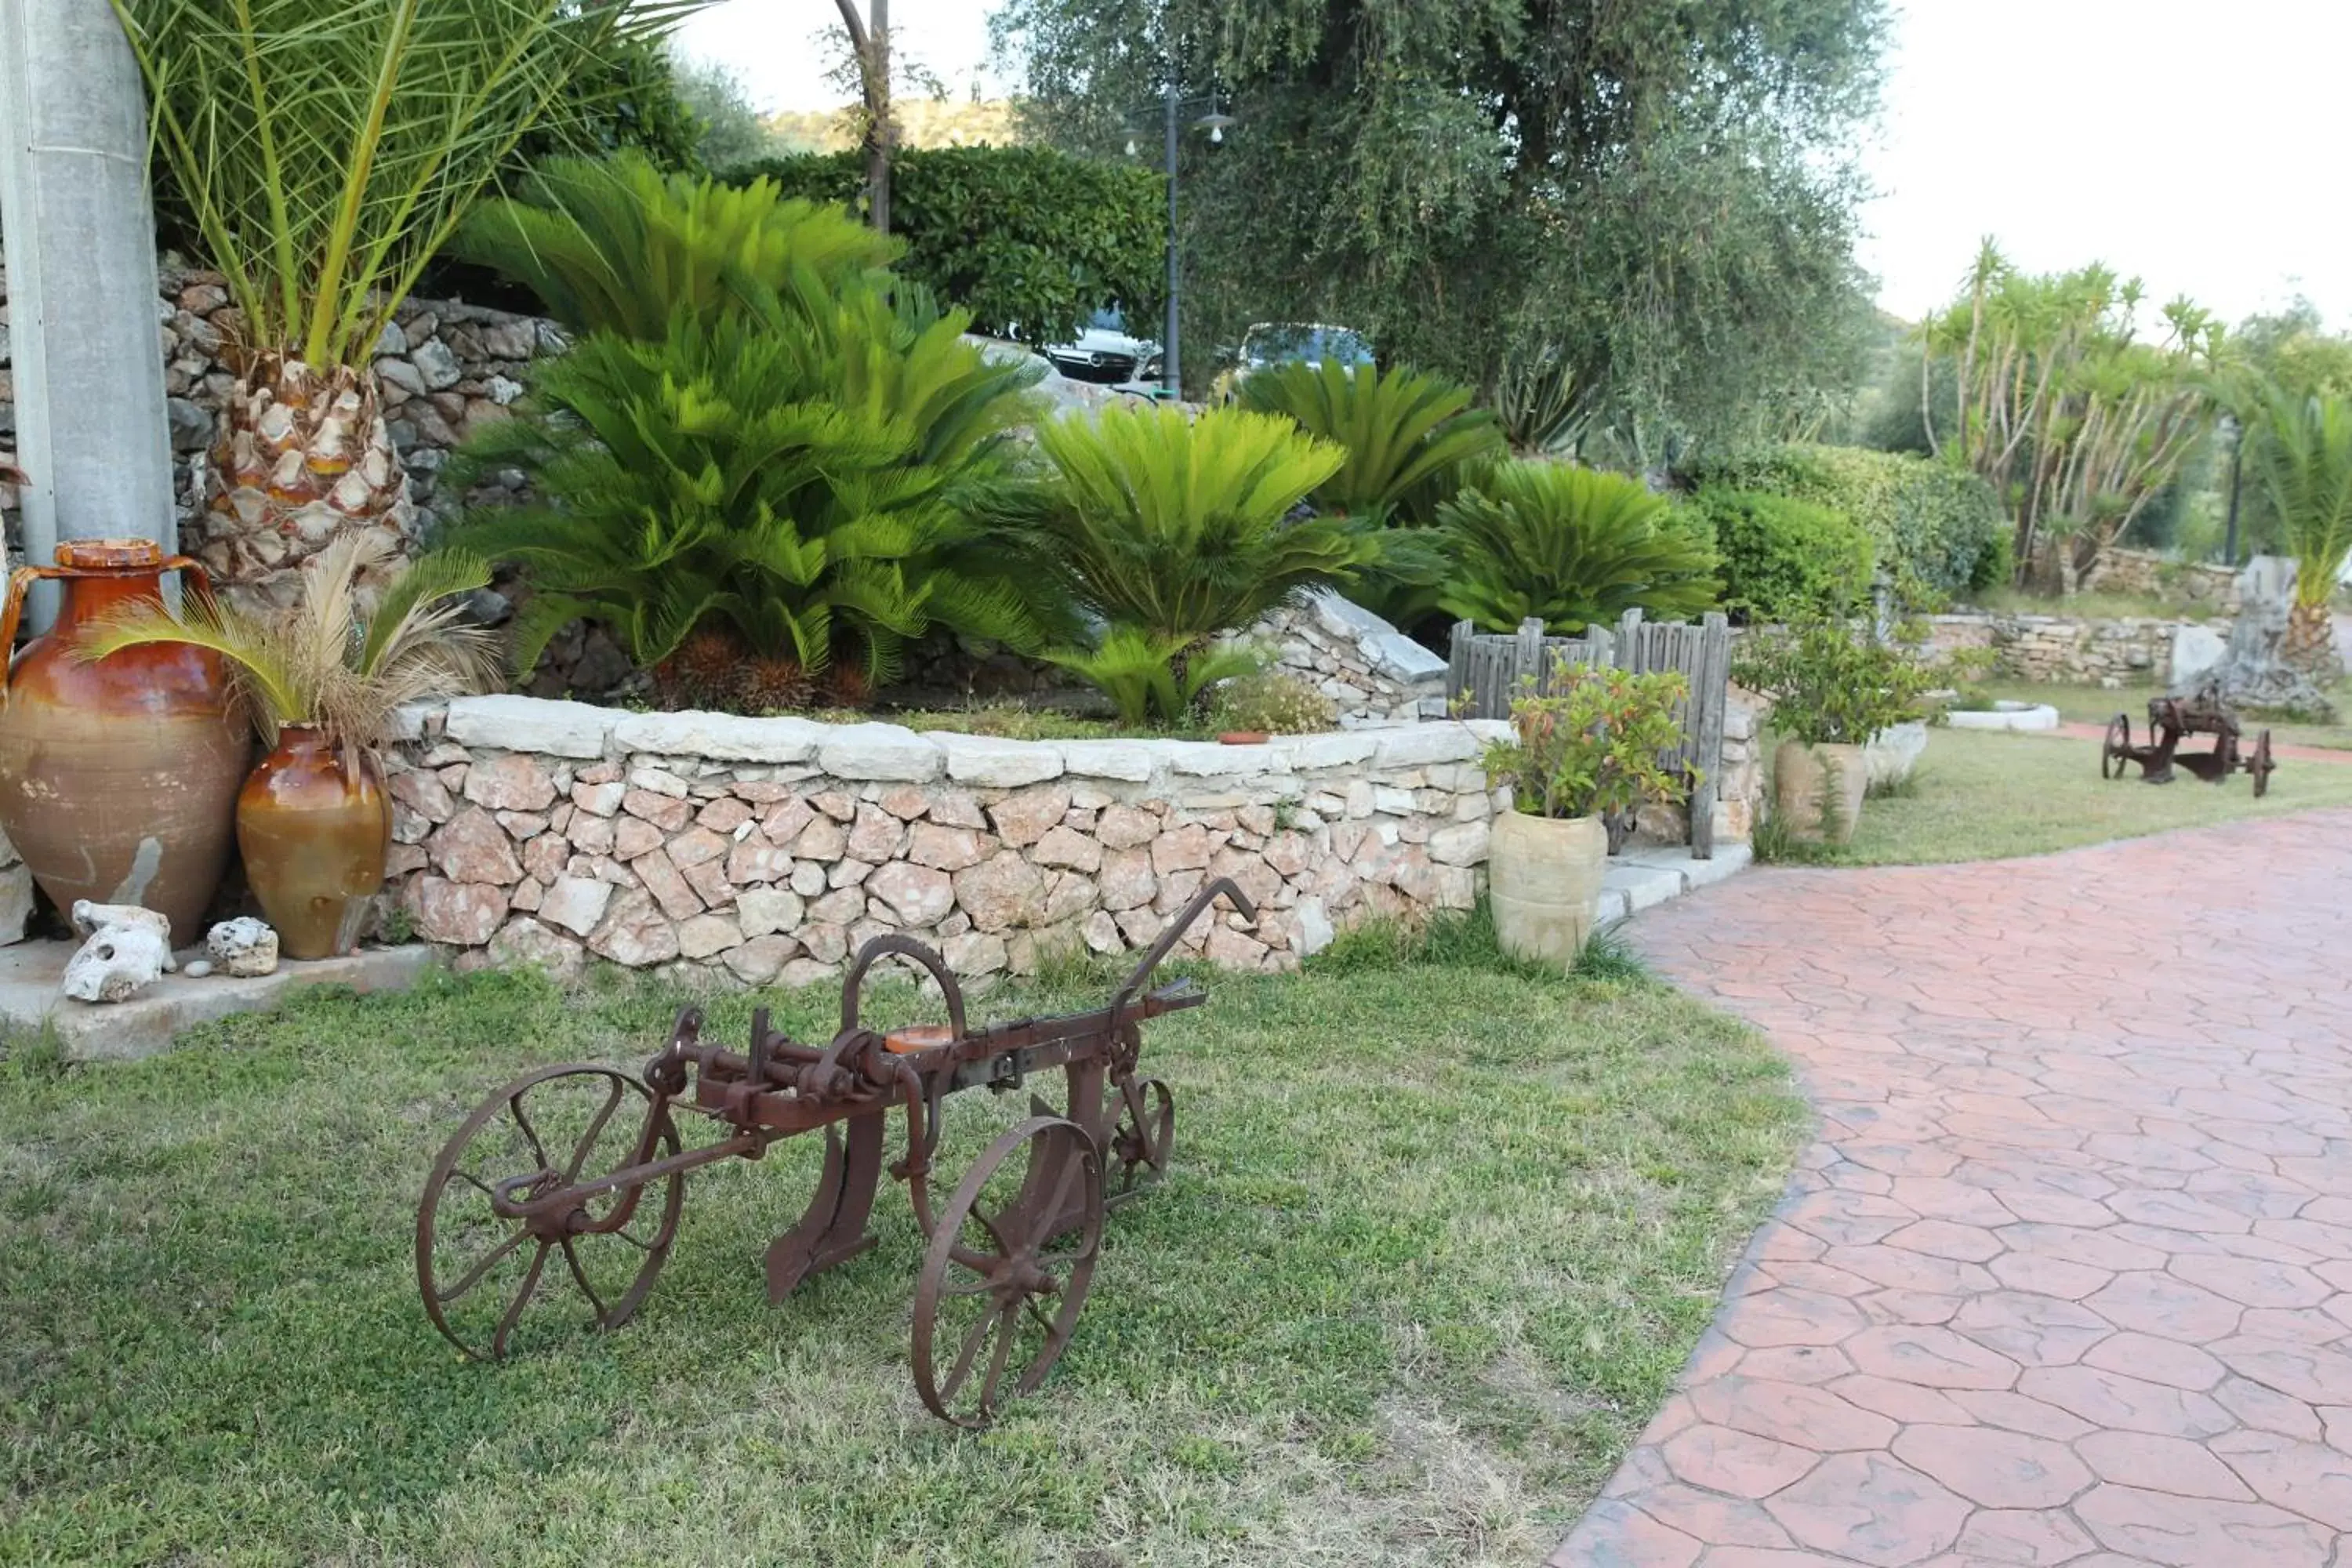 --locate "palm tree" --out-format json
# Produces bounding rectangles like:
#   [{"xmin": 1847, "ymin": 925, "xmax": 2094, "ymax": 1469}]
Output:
[
  {"xmin": 2247, "ymin": 386, "xmax": 2352, "ymax": 671},
  {"xmin": 108, "ymin": 0, "xmax": 702, "ymax": 612}
]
